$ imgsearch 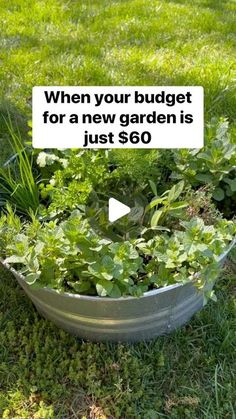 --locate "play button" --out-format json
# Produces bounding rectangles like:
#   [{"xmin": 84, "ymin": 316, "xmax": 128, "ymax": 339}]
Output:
[{"xmin": 108, "ymin": 198, "xmax": 131, "ymax": 223}]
